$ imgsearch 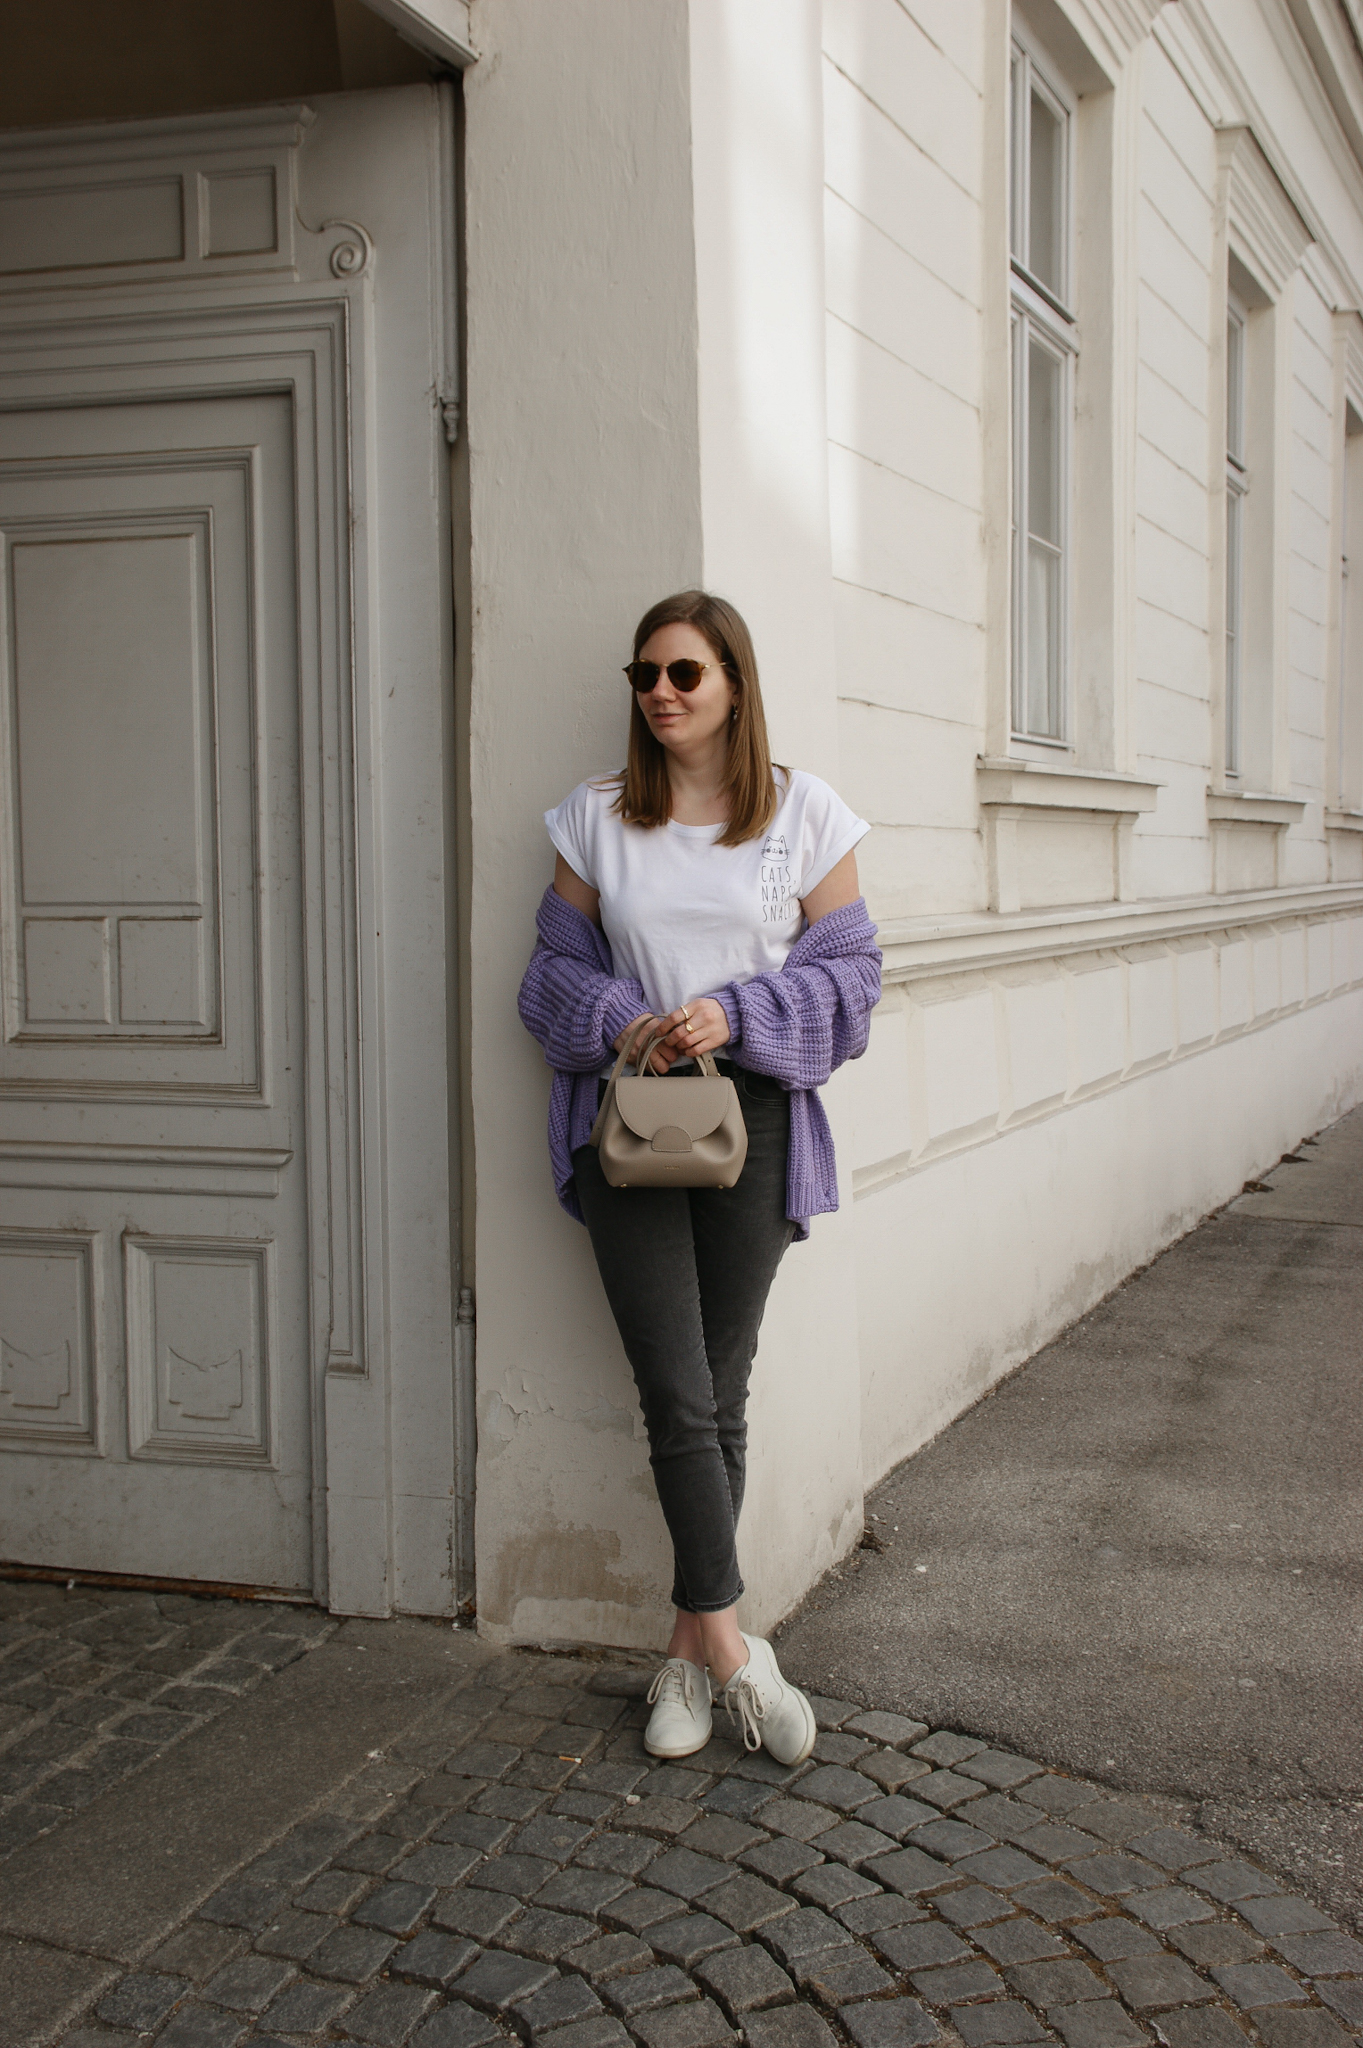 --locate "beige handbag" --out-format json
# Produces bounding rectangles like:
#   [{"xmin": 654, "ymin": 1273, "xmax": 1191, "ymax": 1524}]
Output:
[{"xmin": 590, "ymin": 1017, "xmax": 749, "ymax": 1189}]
